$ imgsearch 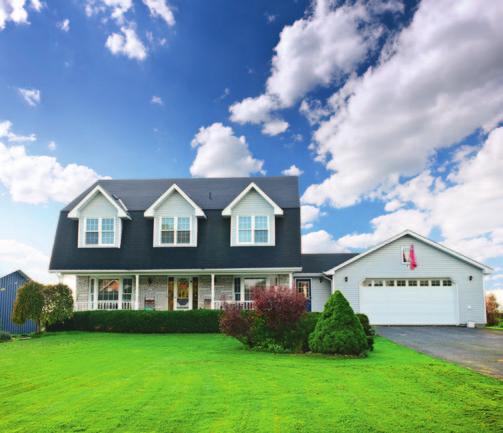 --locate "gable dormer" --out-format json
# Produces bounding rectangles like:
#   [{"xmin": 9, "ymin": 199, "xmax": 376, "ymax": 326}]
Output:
[
  {"xmin": 144, "ymin": 184, "xmax": 205, "ymax": 247},
  {"xmin": 68, "ymin": 185, "xmax": 130, "ymax": 248},
  {"xmin": 222, "ymin": 182, "xmax": 283, "ymax": 247}
]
